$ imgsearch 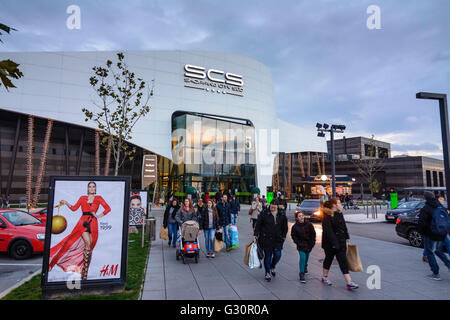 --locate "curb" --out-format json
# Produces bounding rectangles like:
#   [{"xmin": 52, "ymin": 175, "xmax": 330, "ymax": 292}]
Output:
[{"xmin": 0, "ymin": 269, "xmax": 41, "ymax": 299}]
